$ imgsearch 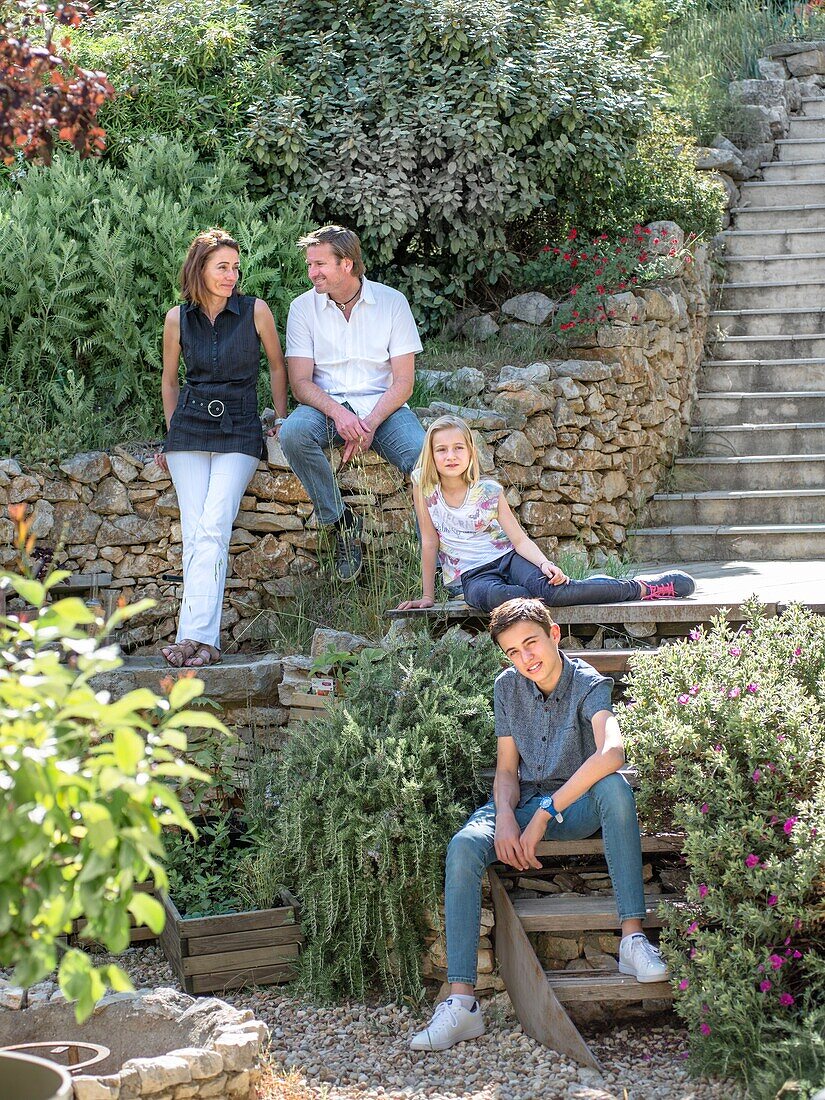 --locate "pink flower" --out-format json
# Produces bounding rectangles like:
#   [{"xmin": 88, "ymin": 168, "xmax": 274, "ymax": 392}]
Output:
[
  {"xmin": 713, "ymin": 744, "xmax": 723, "ymax": 752},
  {"xmin": 698, "ymin": 884, "xmax": 708, "ymax": 899},
  {"xmin": 689, "ymin": 683, "xmax": 700, "ymax": 695},
  {"xmin": 777, "ymin": 733, "xmax": 787, "ymax": 743},
  {"xmin": 745, "ymin": 854, "xmax": 760, "ymax": 868},
  {"xmin": 700, "ymin": 1023, "xmax": 711, "ymax": 1037},
  {"xmin": 769, "ymin": 954, "xmax": 784, "ymax": 970},
  {"xmin": 779, "ymin": 993, "xmax": 795, "ymax": 1007},
  {"xmin": 793, "ymin": 918, "xmax": 803, "ymax": 931},
  {"xmin": 700, "ymin": 803, "xmax": 709, "ymax": 814},
  {"xmin": 679, "ymin": 978, "xmax": 689, "ymax": 991},
  {"xmin": 746, "ymin": 682, "xmax": 759, "ymax": 694},
  {"xmin": 729, "ymin": 646, "xmax": 741, "ymax": 657},
  {"xmin": 768, "ymin": 895, "xmax": 778, "ymax": 907},
  {"xmin": 689, "ymin": 627, "xmax": 701, "ymax": 641},
  {"xmin": 793, "ymin": 950, "xmax": 803, "ymax": 959},
  {"xmin": 678, "ymin": 693, "xmax": 690, "ymax": 705},
  {"xmin": 729, "ymin": 687, "xmax": 741, "ymax": 699},
  {"xmin": 760, "ymin": 979, "xmax": 772, "ymax": 993},
  {"xmin": 687, "ymin": 921, "xmax": 698, "ymax": 934},
  {"xmin": 752, "ymin": 769, "xmax": 761, "ymax": 782},
  {"xmin": 783, "ymin": 817, "xmax": 798, "ymax": 834}
]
